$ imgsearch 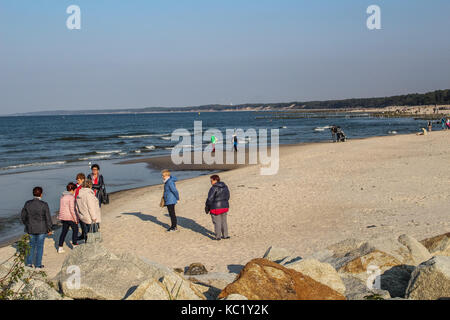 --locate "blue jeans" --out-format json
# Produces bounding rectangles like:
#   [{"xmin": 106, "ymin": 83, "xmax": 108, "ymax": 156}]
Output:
[{"xmin": 26, "ymin": 234, "xmax": 46, "ymax": 267}]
